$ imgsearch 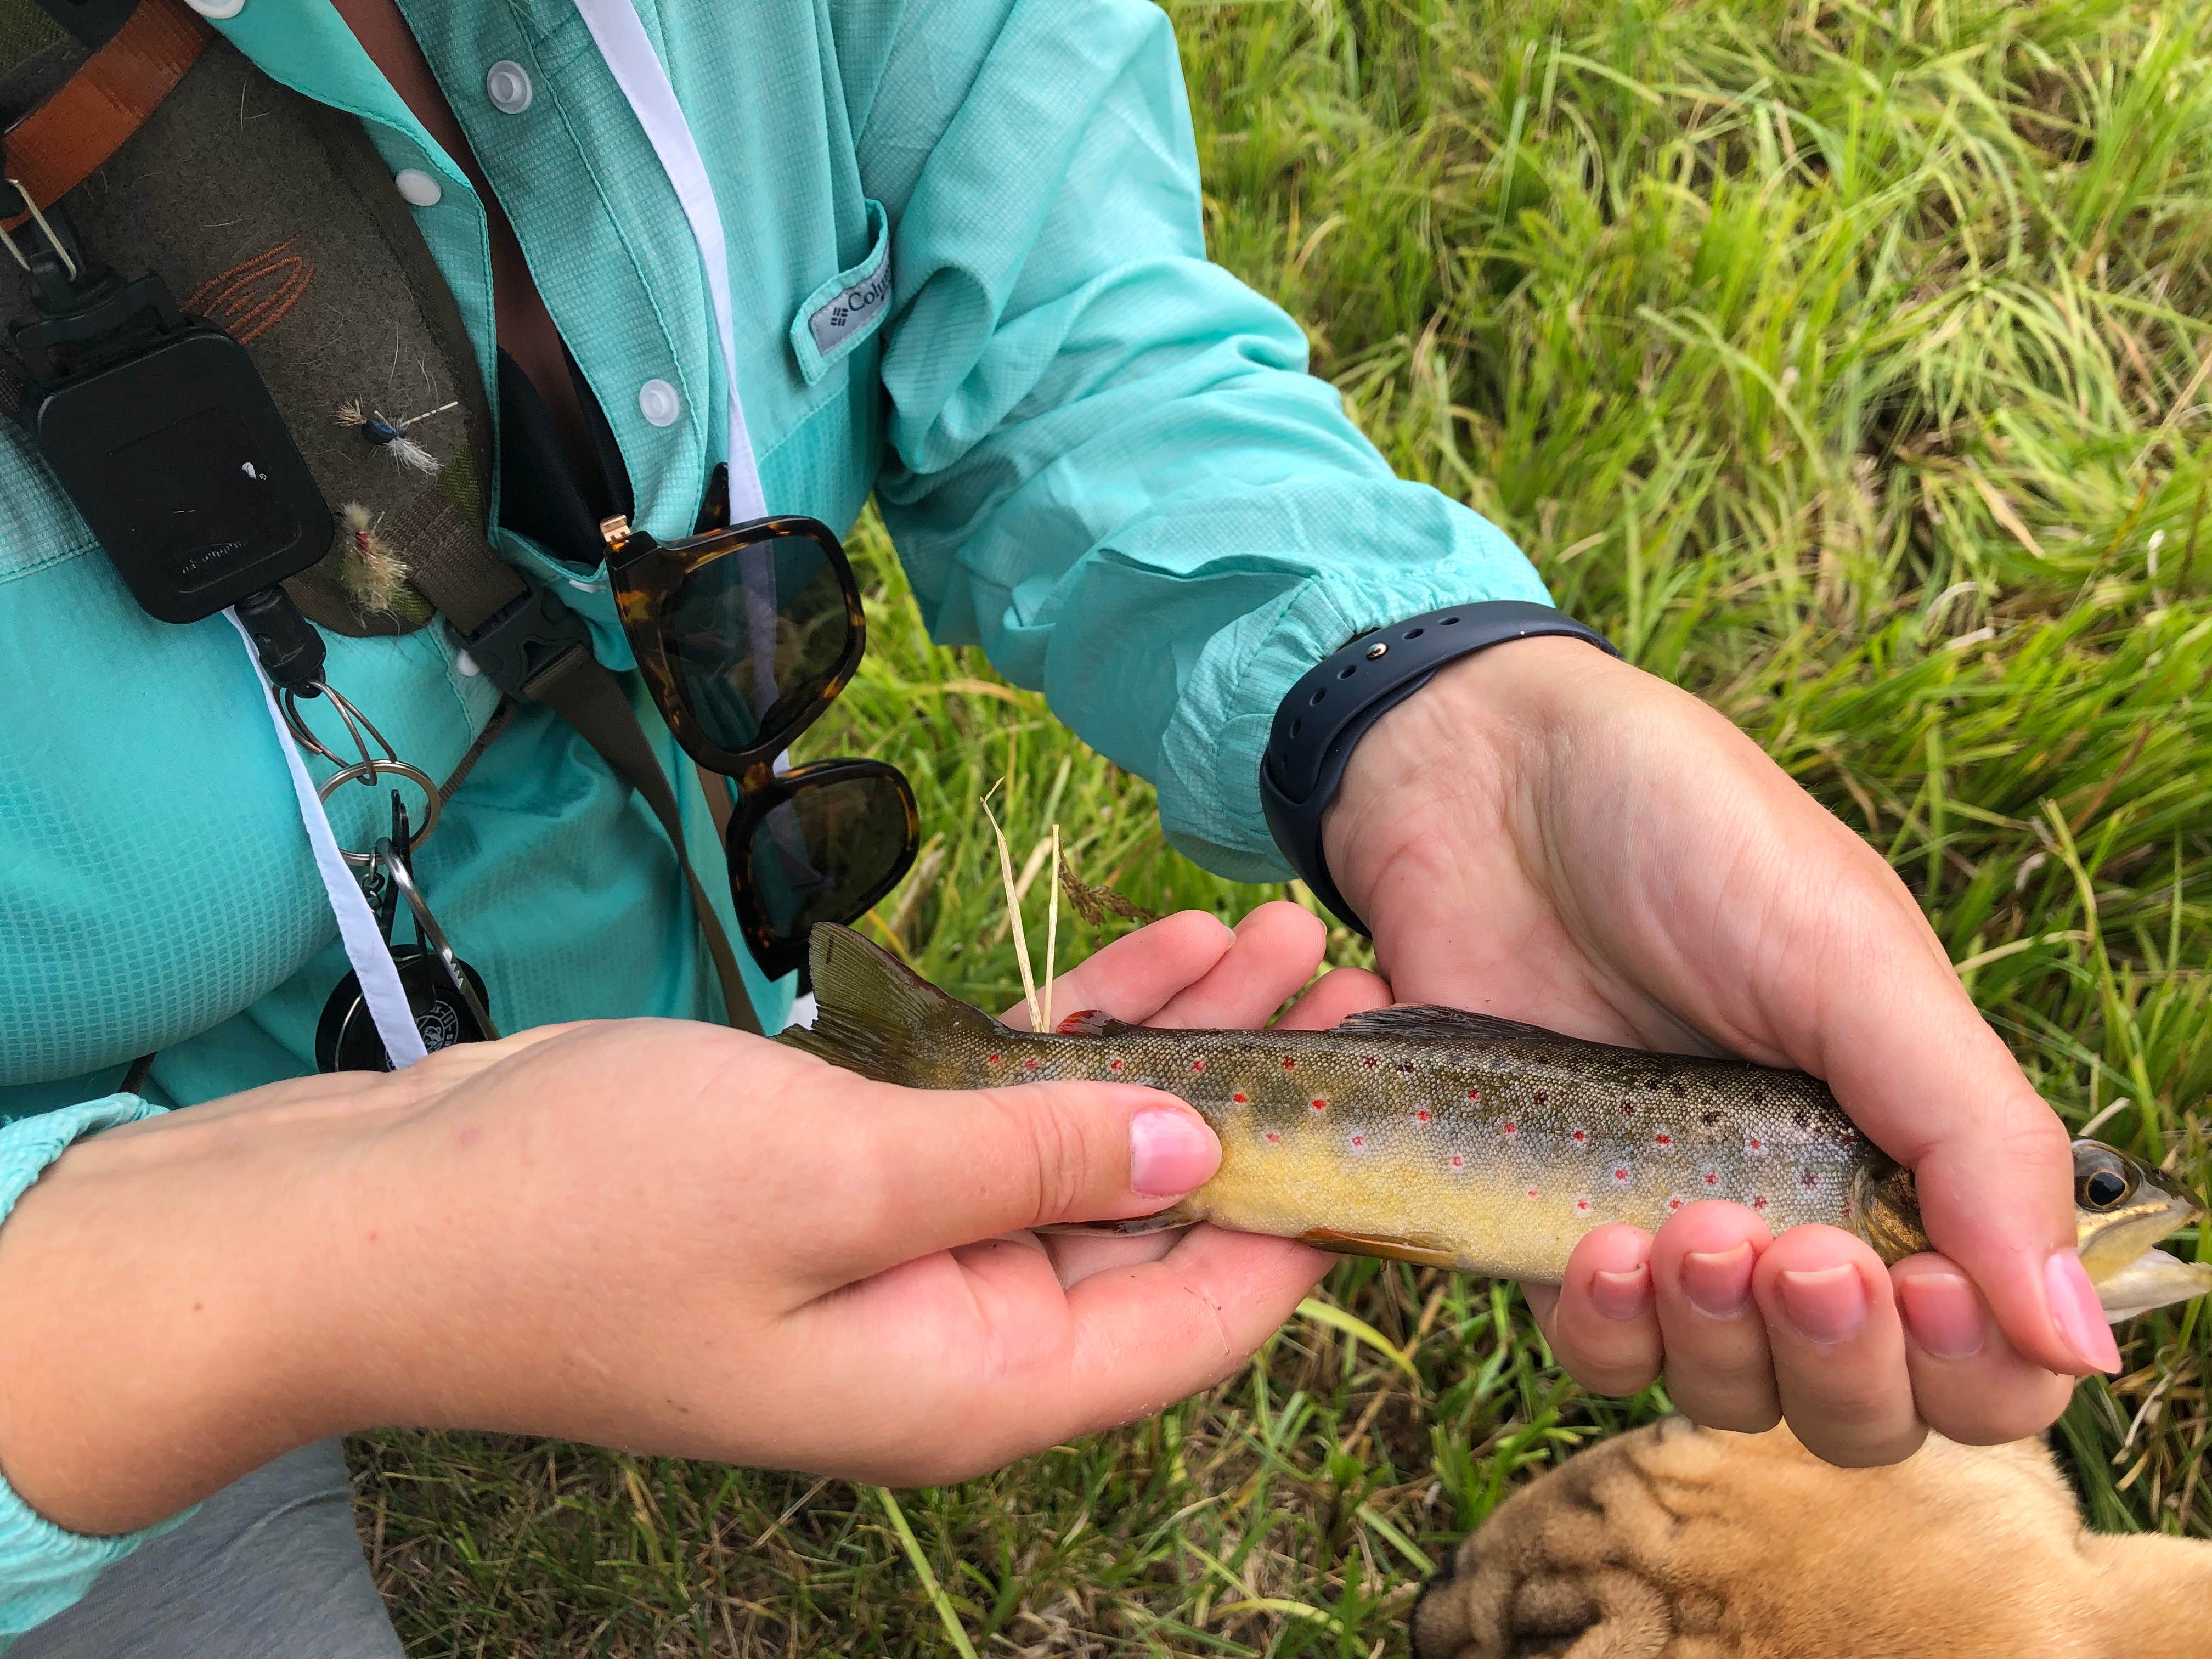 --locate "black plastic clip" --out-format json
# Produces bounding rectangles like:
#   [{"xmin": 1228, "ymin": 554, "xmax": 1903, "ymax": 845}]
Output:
[{"xmin": 461, "ymin": 584, "xmax": 591, "ymax": 698}]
